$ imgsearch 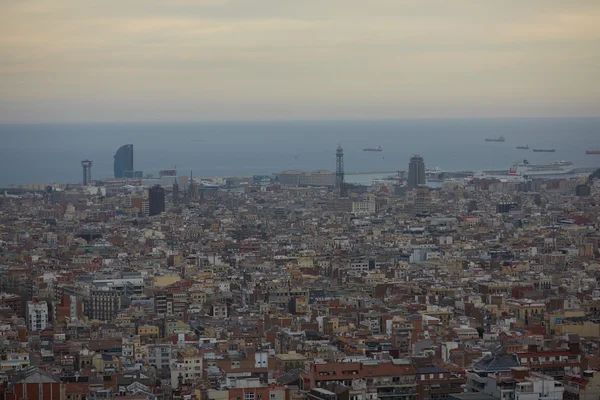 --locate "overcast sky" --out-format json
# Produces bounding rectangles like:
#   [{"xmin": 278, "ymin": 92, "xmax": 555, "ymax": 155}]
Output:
[{"xmin": 1, "ymin": 0, "xmax": 599, "ymax": 122}]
